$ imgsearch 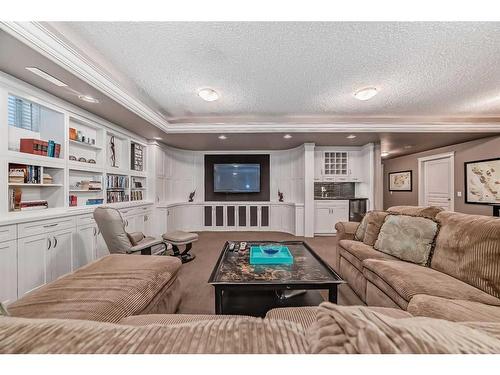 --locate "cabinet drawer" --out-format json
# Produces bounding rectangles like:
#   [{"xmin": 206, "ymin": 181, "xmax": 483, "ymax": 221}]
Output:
[
  {"xmin": 0, "ymin": 225, "xmax": 16, "ymax": 243},
  {"xmin": 76, "ymin": 214, "xmax": 96, "ymax": 227},
  {"xmin": 18, "ymin": 217, "xmax": 76, "ymax": 238}
]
